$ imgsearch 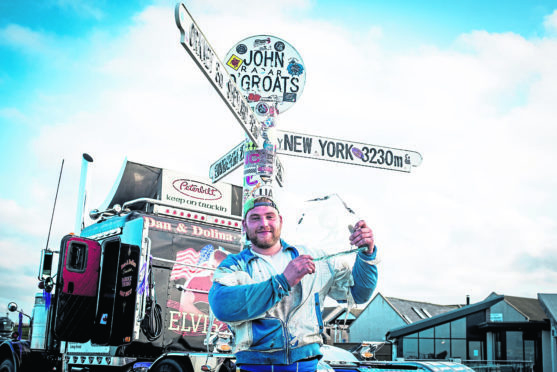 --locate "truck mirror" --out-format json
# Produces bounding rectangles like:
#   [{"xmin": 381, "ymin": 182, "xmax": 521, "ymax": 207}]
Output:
[
  {"xmin": 7, "ymin": 302, "xmax": 17, "ymax": 312},
  {"xmin": 39, "ymin": 249, "xmax": 54, "ymax": 279}
]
